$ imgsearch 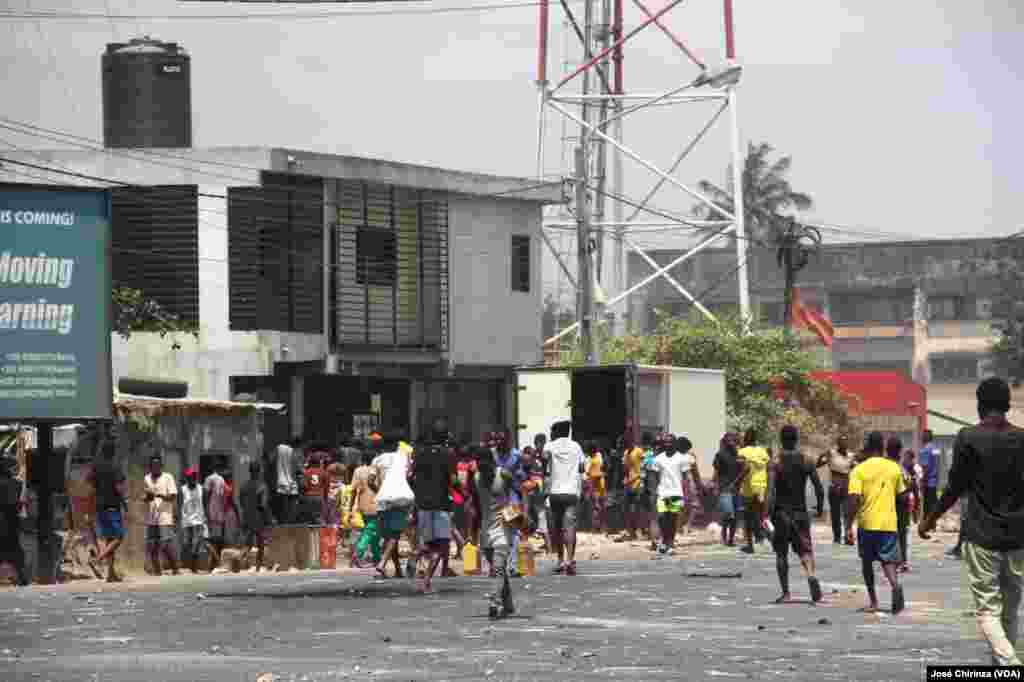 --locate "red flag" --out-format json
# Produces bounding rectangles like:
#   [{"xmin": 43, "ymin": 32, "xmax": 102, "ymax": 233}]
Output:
[{"xmin": 790, "ymin": 288, "xmax": 835, "ymax": 347}]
